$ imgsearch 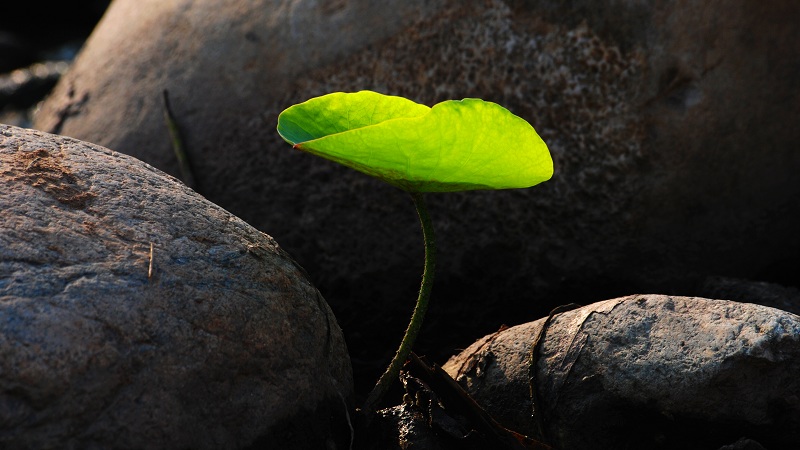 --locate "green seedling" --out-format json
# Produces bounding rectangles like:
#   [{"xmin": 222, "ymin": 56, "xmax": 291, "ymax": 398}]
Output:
[{"xmin": 277, "ymin": 90, "xmax": 553, "ymax": 413}]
